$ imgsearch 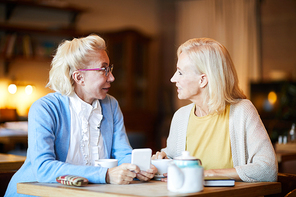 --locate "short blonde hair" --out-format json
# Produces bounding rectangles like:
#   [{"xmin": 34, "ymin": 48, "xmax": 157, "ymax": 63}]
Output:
[
  {"xmin": 46, "ymin": 34, "xmax": 106, "ymax": 95},
  {"xmin": 177, "ymin": 38, "xmax": 246, "ymax": 114}
]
